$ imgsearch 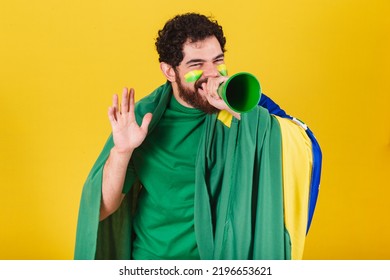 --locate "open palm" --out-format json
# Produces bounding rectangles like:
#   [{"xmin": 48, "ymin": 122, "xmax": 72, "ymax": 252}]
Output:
[{"xmin": 108, "ymin": 88, "xmax": 152, "ymax": 154}]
